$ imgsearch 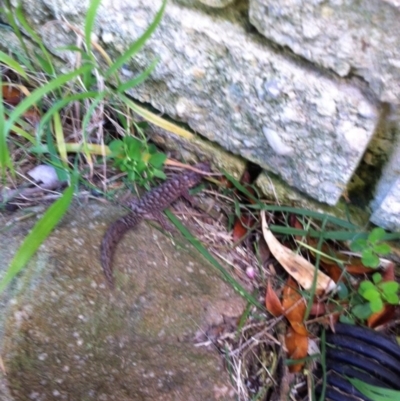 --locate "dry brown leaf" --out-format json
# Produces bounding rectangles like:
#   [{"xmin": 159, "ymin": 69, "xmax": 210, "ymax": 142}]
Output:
[
  {"xmin": 260, "ymin": 211, "xmax": 336, "ymax": 294},
  {"xmin": 265, "ymin": 280, "xmax": 284, "ymax": 317},
  {"xmin": 282, "ymin": 278, "xmax": 308, "ymax": 336},
  {"xmin": 285, "ymin": 326, "xmax": 308, "ymax": 373}
]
